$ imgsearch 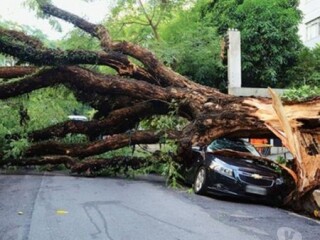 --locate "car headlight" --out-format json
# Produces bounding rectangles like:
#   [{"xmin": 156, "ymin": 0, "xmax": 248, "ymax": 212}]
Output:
[
  {"xmin": 209, "ymin": 160, "xmax": 234, "ymax": 178},
  {"xmin": 276, "ymin": 177, "xmax": 284, "ymax": 185}
]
